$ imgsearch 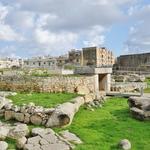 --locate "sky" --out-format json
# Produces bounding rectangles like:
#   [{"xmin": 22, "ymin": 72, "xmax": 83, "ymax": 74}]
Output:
[{"xmin": 0, "ymin": 0, "xmax": 150, "ymax": 58}]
